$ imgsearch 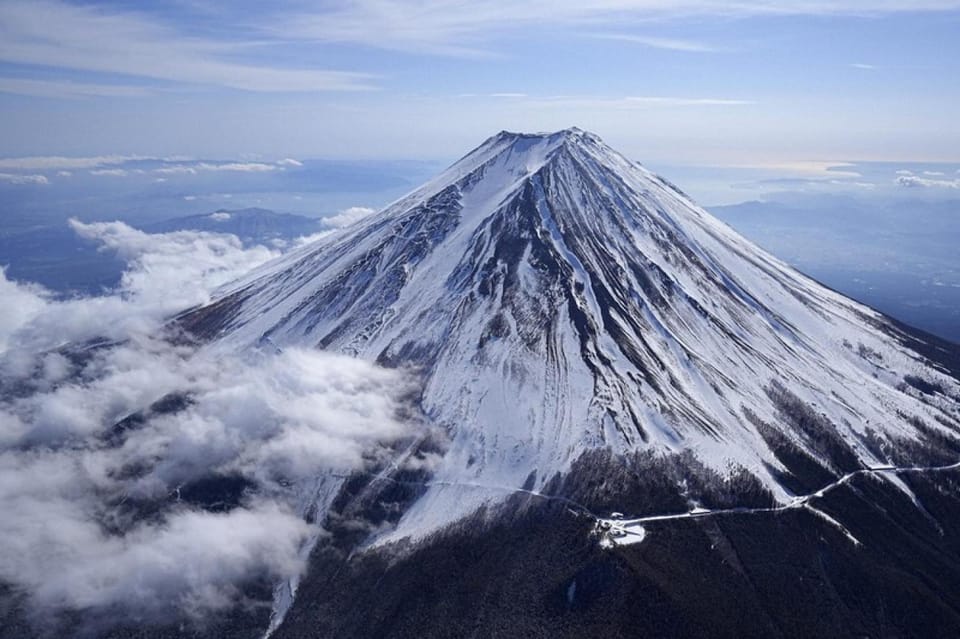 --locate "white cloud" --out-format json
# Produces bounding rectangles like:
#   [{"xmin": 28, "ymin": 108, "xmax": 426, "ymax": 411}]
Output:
[
  {"xmin": 0, "ymin": 155, "xmax": 140, "ymax": 171},
  {"xmin": 89, "ymin": 168, "xmax": 129, "ymax": 177},
  {"xmin": 68, "ymin": 220, "xmax": 278, "ymax": 315},
  {"xmin": 459, "ymin": 93, "xmax": 752, "ymax": 107},
  {"xmin": 0, "ymin": 337, "xmax": 413, "ymax": 618},
  {"xmin": 323, "ymin": 206, "xmax": 378, "ymax": 229},
  {"xmin": 849, "ymin": 62, "xmax": 876, "ymax": 69},
  {"xmin": 0, "ymin": 172, "xmax": 48, "ymax": 185},
  {"xmin": 155, "ymin": 165, "xmax": 197, "ymax": 175},
  {"xmin": 622, "ymin": 95, "xmax": 752, "ymax": 106},
  {"xmin": 275, "ymin": 1, "xmax": 960, "ymax": 55},
  {"xmin": 277, "ymin": 158, "xmax": 304, "ymax": 167},
  {"xmin": 589, "ymin": 33, "xmax": 719, "ymax": 52},
  {"xmin": 155, "ymin": 161, "xmax": 278, "ymax": 176},
  {"xmin": 208, "ymin": 162, "xmax": 277, "ymax": 172},
  {"xmin": 1, "ymin": 221, "xmax": 283, "ymax": 371},
  {"xmin": 292, "ymin": 231, "xmax": 335, "ymax": 248},
  {"xmin": 0, "ymin": 270, "xmax": 48, "ymax": 353},
  {"xmin": 0, "ymin": 497, "xmax": 311, "ymax": 616},
  {"xmin": 513, "ymin": 95, "xmax": 754, "ymax": 109},
  {"xmin": 896, "ymin": 169, "xmax": 914, "ymax": 176},
  {"xmin": 0, "ymin": 76, "xmax": 152, "ymax": 99},
  {"xmin": 210, "ymin": 212, "xmax": 231, "ymax": 221},
  {"xmin": 56, "ymin": 170, "xmax": 72, "ymax": 177},
  {"xmin": 0, "ymin": 222, "xmax": 418, "ymax": 623},
  {"xmin": 0, "ymin": 0, "xmax": 376, "ymax": 93},
  {"xmin": 895, "ymin": 175, "xmax": 960, "ymax": 189},
  {"xmin": 923, "ymin": 170, "xmax": 946, "ymax": 176}
]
